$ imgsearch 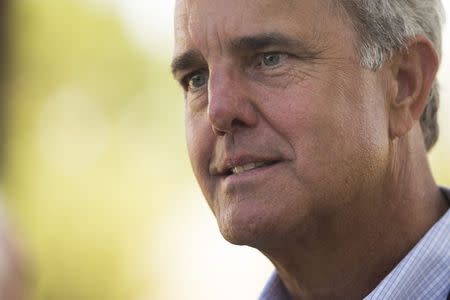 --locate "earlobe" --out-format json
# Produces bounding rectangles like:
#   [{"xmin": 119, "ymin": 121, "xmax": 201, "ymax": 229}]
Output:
[{"xmin": 388, "ymin": 36, "xmax": 439, "ymax": 140}]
